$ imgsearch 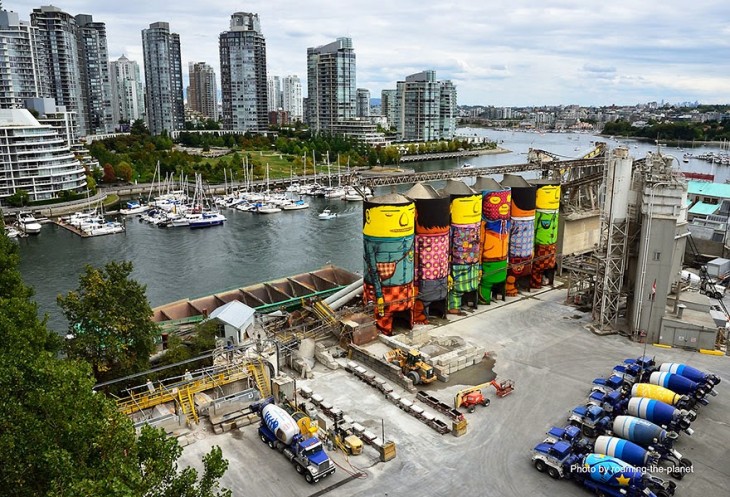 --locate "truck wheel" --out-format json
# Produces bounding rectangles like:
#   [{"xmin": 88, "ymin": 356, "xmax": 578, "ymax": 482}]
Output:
[
  {"xmin": 305, "ymin": 472, "xmax": 314, "ymax": 484},
  {"xmin": 259, "ymin": 434, "xmax": 267, "ymax": 444},
  {"xmin": 407, "ymin": 371, "xmax": 420, "ymax": 385},
  {"xmin": 267, "ymin": 440, "xmax": 275, "ymax": 449},
  {"xmin": 547, "ymin": 467, "xmax": 560, "ymax": 480},
  {"xmin": 655, "ymin": 491, "xmax": 670, "ymax": 497},
  {"xmin": 468, "ymin": 406, "xmax": 476, "ymax": 413},
  {"xmin": 483, "ymin": 399, "xmax": 491, "ymax": 407},
  {"xmin": 534, "ymin": 460, "xmax": 546, "ymax": 473},
  {"xmin": 295, "ymin": 464, "xmax": 303, "ymax": 474}
]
